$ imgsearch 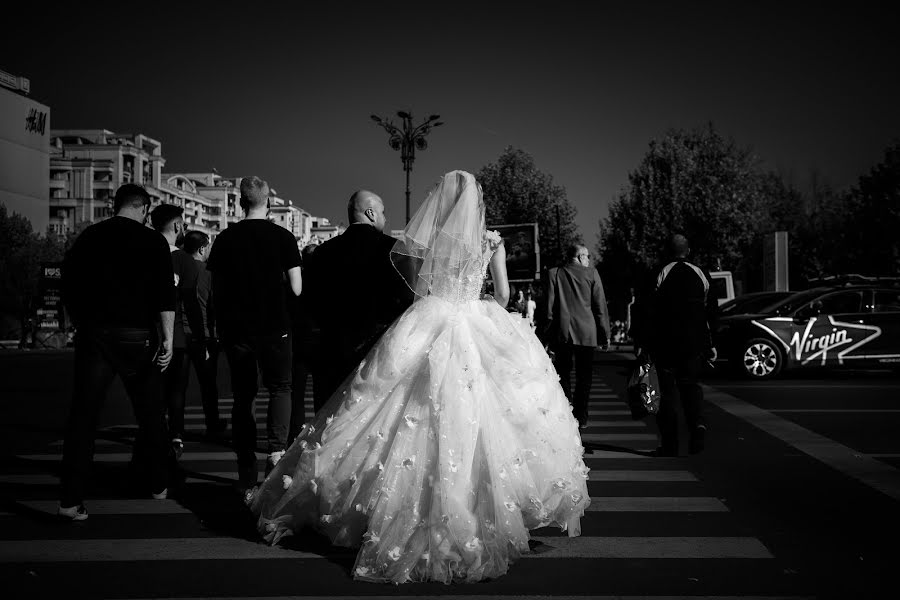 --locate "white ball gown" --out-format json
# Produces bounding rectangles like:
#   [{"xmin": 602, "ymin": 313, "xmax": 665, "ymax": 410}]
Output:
[{"xmin": 249, "ymin": 172, "xmax": 590, "ymax": 584}]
